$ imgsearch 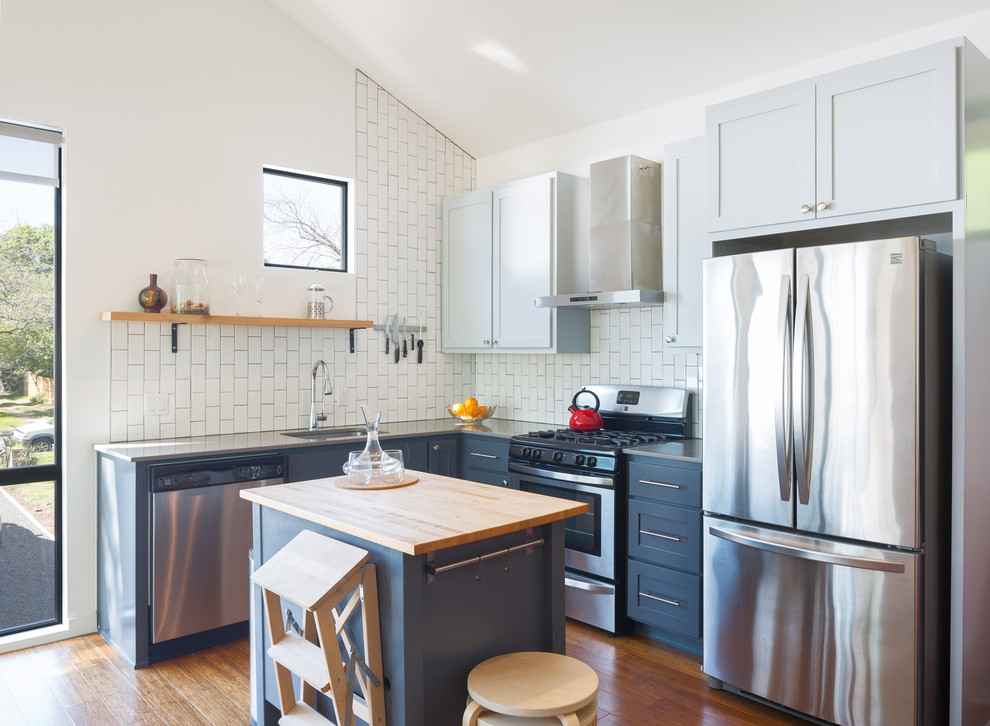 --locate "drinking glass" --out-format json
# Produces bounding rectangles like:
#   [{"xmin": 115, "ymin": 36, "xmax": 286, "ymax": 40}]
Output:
[
  {"xmin": 254, "ymin": 277, "xmax": 265, "ymax": 315},
  {"xmin": 380, "ymin": 449, "xmax": 405, "ymax": 485},
  {"xmin": 231, "ymin": 274, "xmax": 247, "ymax": 315}
]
